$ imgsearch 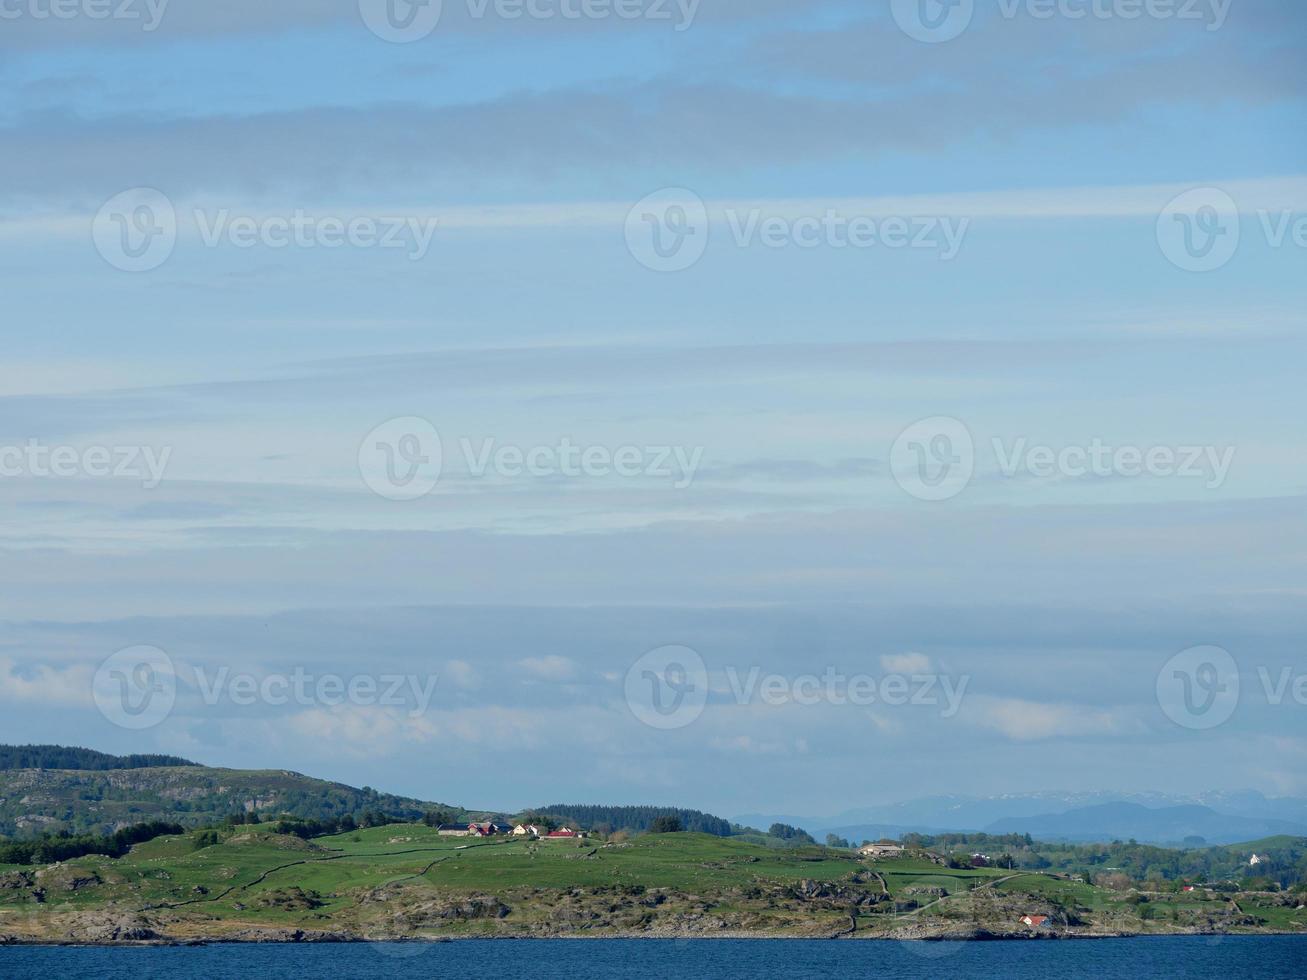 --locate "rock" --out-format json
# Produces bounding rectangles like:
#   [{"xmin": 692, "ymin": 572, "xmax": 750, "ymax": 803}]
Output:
[{"xmin": 68, "ymin": 913, "xmax": 160, "ymax": 943}]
